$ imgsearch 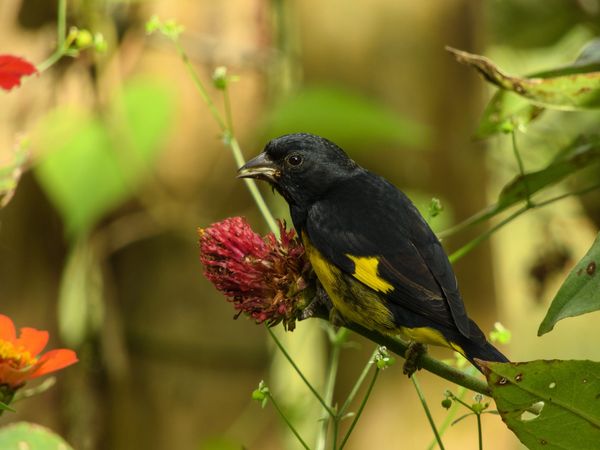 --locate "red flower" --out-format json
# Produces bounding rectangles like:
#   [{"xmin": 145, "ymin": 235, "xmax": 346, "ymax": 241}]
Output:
[
  {"xmin": 199, "ymin": 217, "xmax": 313, "ymax": 331},
  {"xmin": 0, "ymin": 55, "xmax": 37, "ymax": 91},
  {"xmin": 0, "ymin": 314, "xmax": 78, "ymax": 388}
]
